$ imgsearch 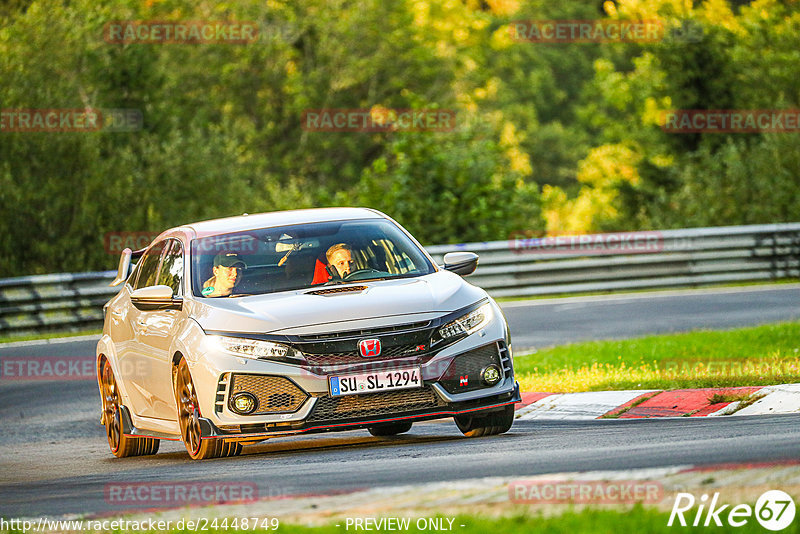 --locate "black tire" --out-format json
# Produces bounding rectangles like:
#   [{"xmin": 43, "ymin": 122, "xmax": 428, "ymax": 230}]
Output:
[
  {"xmin": 175, "ymin": 358, "xmax": 242, "ymax": 460},
  {"xmin": 368, "ymin": 421, "xmax": 413, "ymax": 437},
  {"xmin": 454, "ymin": 405, "xmax": 515, "ymax": 437},
  {"xmin": 100, "ymin": 359, "xmax": 160, "ymax": 458}
]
